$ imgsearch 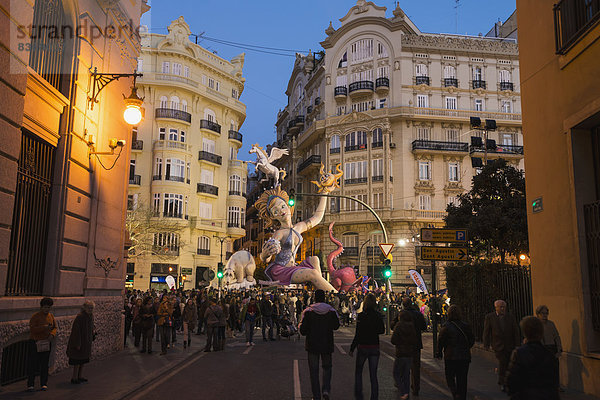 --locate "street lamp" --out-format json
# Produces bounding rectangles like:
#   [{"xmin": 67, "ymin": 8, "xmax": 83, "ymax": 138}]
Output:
[
  {"xmin": 214, "ymin": 235, "xmax": 231, "ymax": 297},
  {"xmin": 88, "ymin": 67, "xmax": 144, "ymax": 125}
]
